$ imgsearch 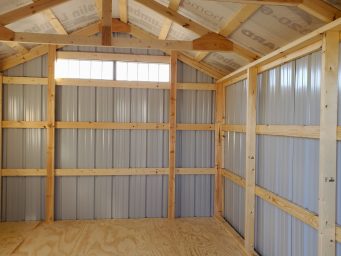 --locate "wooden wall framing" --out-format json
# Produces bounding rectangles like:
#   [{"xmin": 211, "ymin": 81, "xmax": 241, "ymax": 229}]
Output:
[
  {"xmin": 218, "ymin": 17, "xmax": 341, "ymax": 256},
  {"xmin": 0, "ymin": 50, "xmax": 216, "ymax": 221}
]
